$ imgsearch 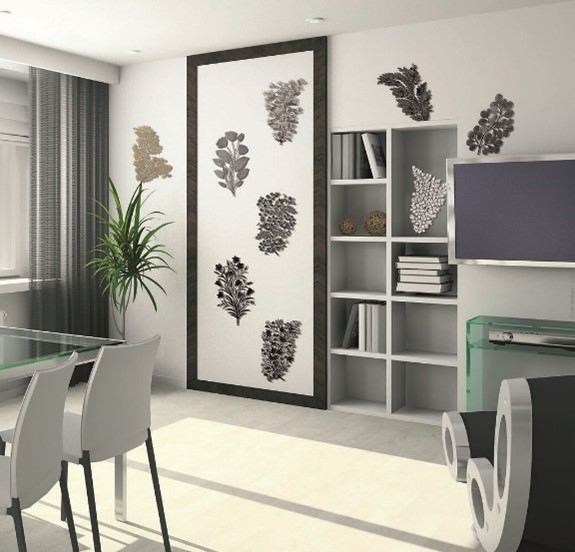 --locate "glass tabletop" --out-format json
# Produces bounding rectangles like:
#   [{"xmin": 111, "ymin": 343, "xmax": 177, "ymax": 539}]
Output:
[{"xmin": 0, "ymin": 326, "xmax": 122, "ymax": 371}]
